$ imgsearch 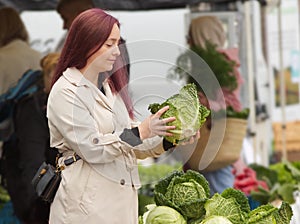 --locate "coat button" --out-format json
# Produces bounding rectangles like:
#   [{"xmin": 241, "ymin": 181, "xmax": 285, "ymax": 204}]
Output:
[
  {"xmin": 120, "ymin": 179, "xmax": 125, "ymax": 185},
  {"xmin": 92, "ymin": 138, "xmax": 99, "ymax": 144}
]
